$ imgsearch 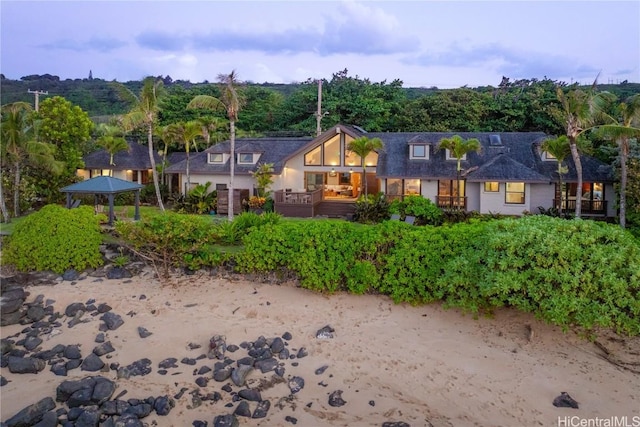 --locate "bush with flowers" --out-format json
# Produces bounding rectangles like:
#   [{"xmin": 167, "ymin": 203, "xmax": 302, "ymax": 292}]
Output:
[{"xmin": 246, "ymin": 196, "xmax": 266, "ymax": 209}]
